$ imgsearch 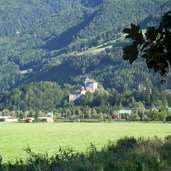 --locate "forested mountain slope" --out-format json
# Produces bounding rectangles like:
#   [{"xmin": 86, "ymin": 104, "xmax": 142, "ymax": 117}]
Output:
[
  {"xmin": 0, "ymin": 0, "xmax": 85, "ymax": 36},
  {"xmin": 0, "ymin": 0, "xmax": 171, "ymax": 92}
]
